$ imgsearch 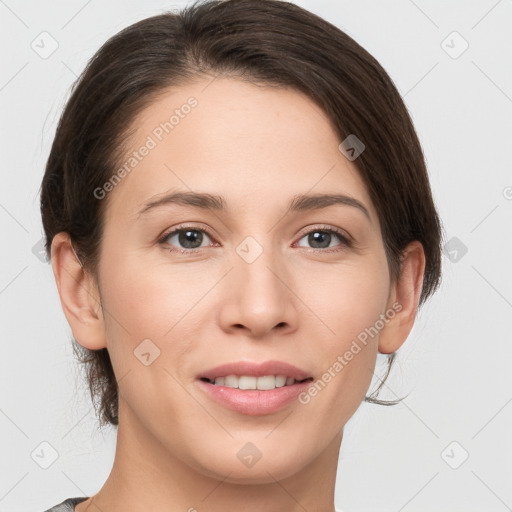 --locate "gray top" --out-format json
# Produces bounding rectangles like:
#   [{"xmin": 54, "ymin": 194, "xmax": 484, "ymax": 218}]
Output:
[{"xmin": 42, "ymin": 497, "xmax": 88, "ymax": 511}]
